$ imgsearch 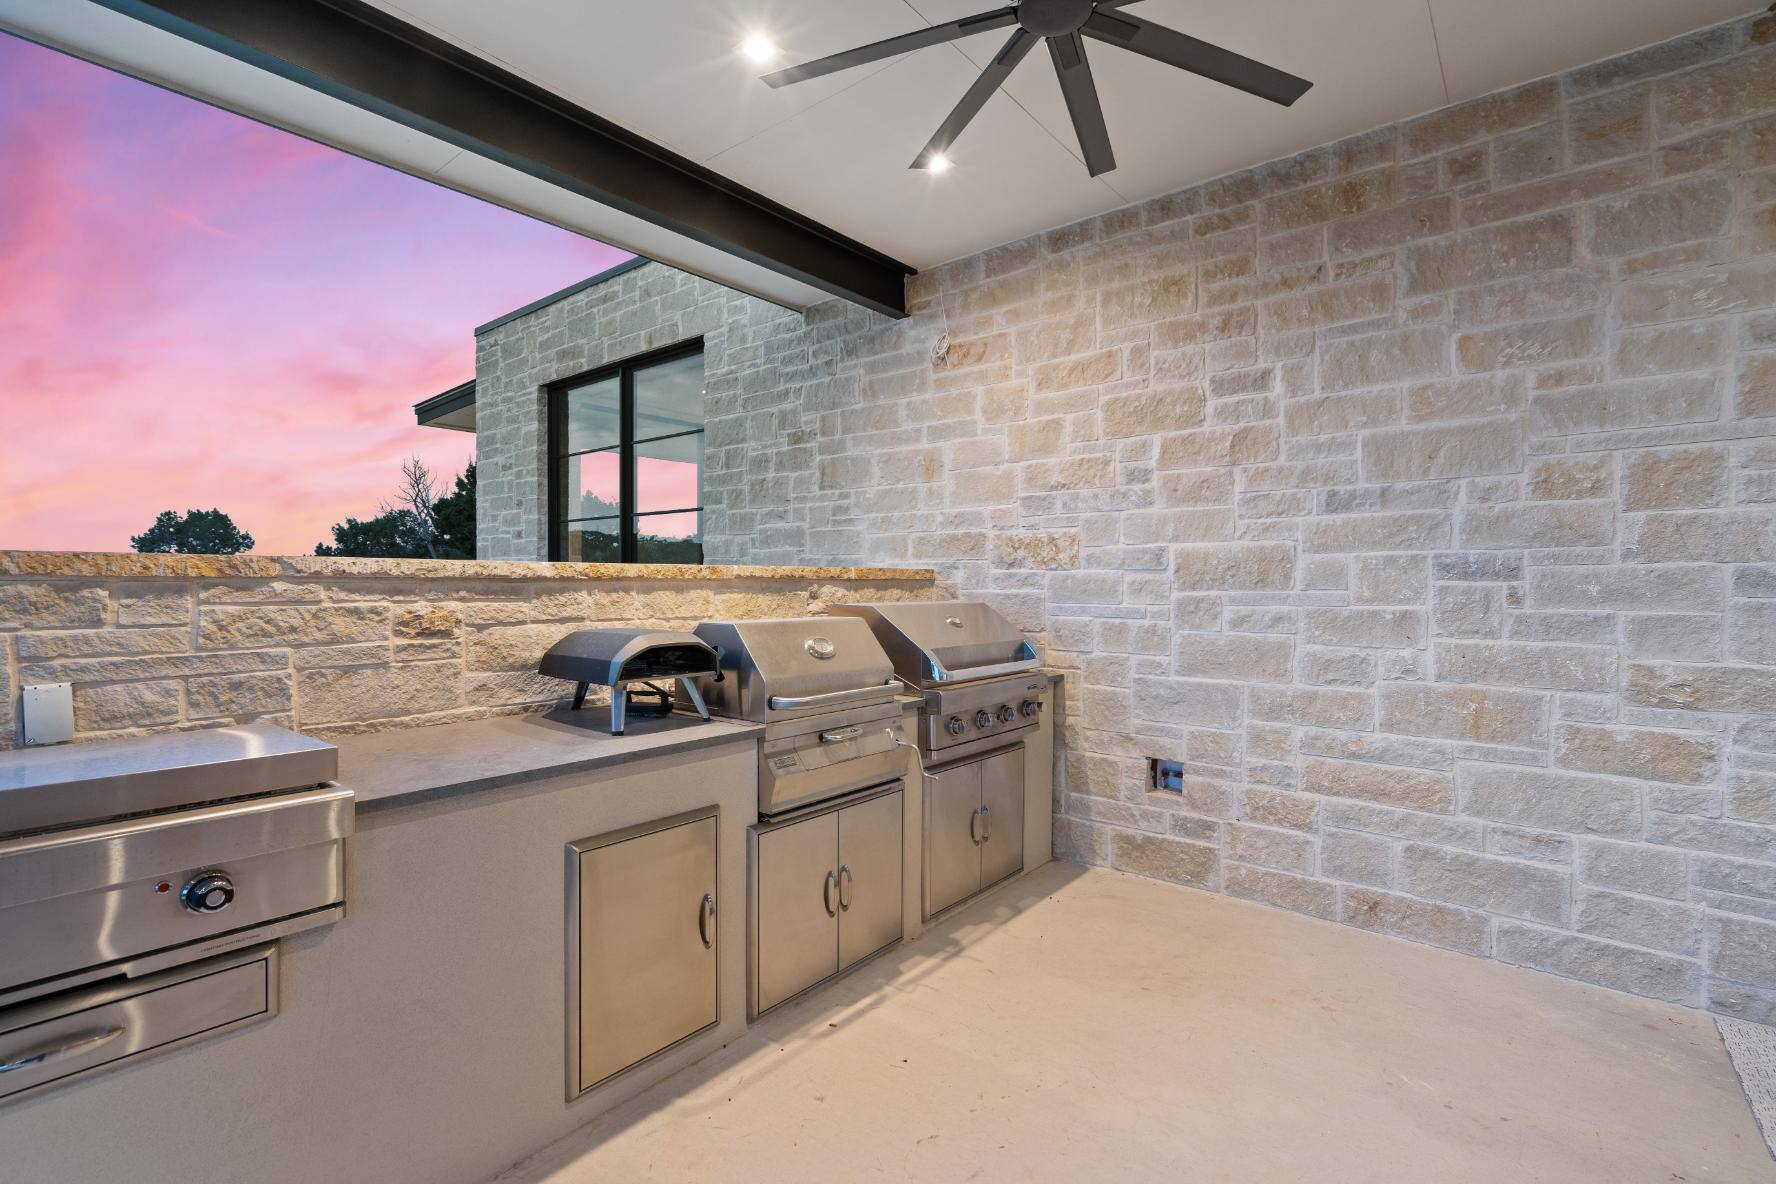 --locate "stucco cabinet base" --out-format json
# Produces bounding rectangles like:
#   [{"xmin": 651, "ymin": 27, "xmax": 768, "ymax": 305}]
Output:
[{"xmin": 0, "ymin": 737, "xmax": 758, "ymax": 1184}]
